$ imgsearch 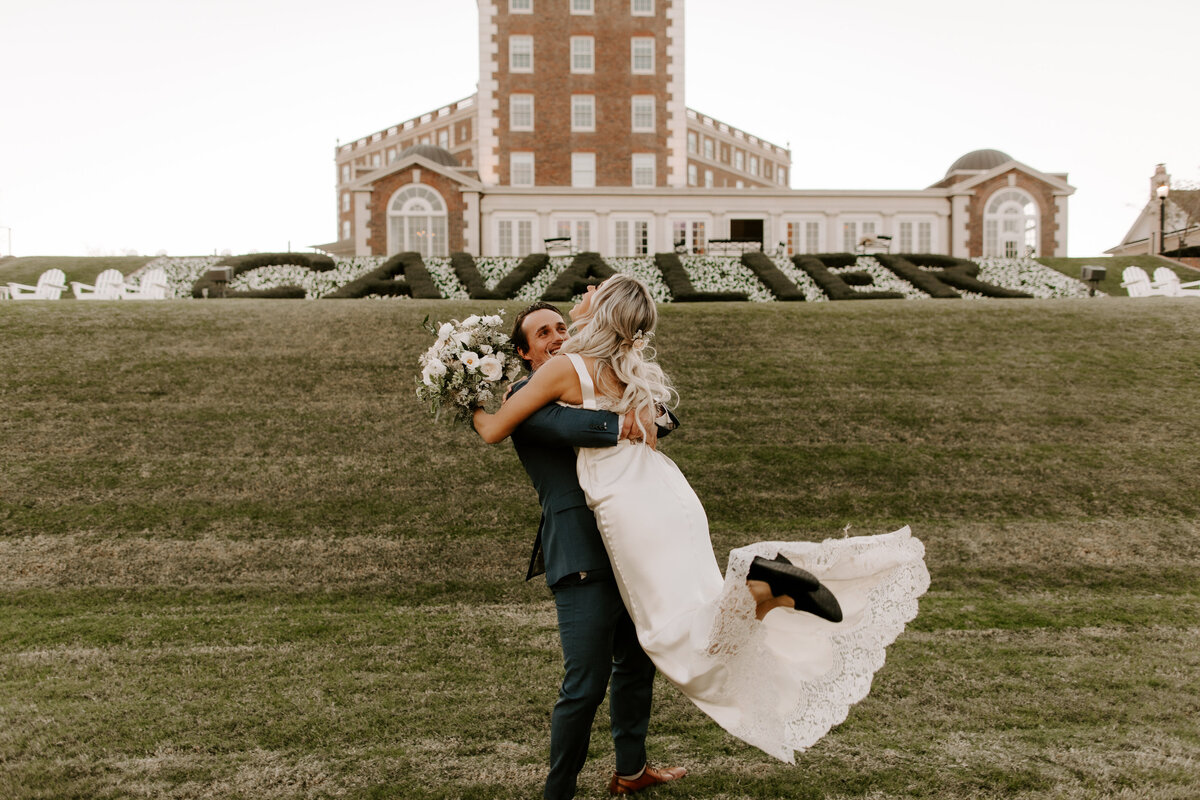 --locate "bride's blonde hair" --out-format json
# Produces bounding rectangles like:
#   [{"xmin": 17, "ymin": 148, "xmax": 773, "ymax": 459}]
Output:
[{"xmin": 560, "ymin": 274, "xmax": 676, "ymax": 434}]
